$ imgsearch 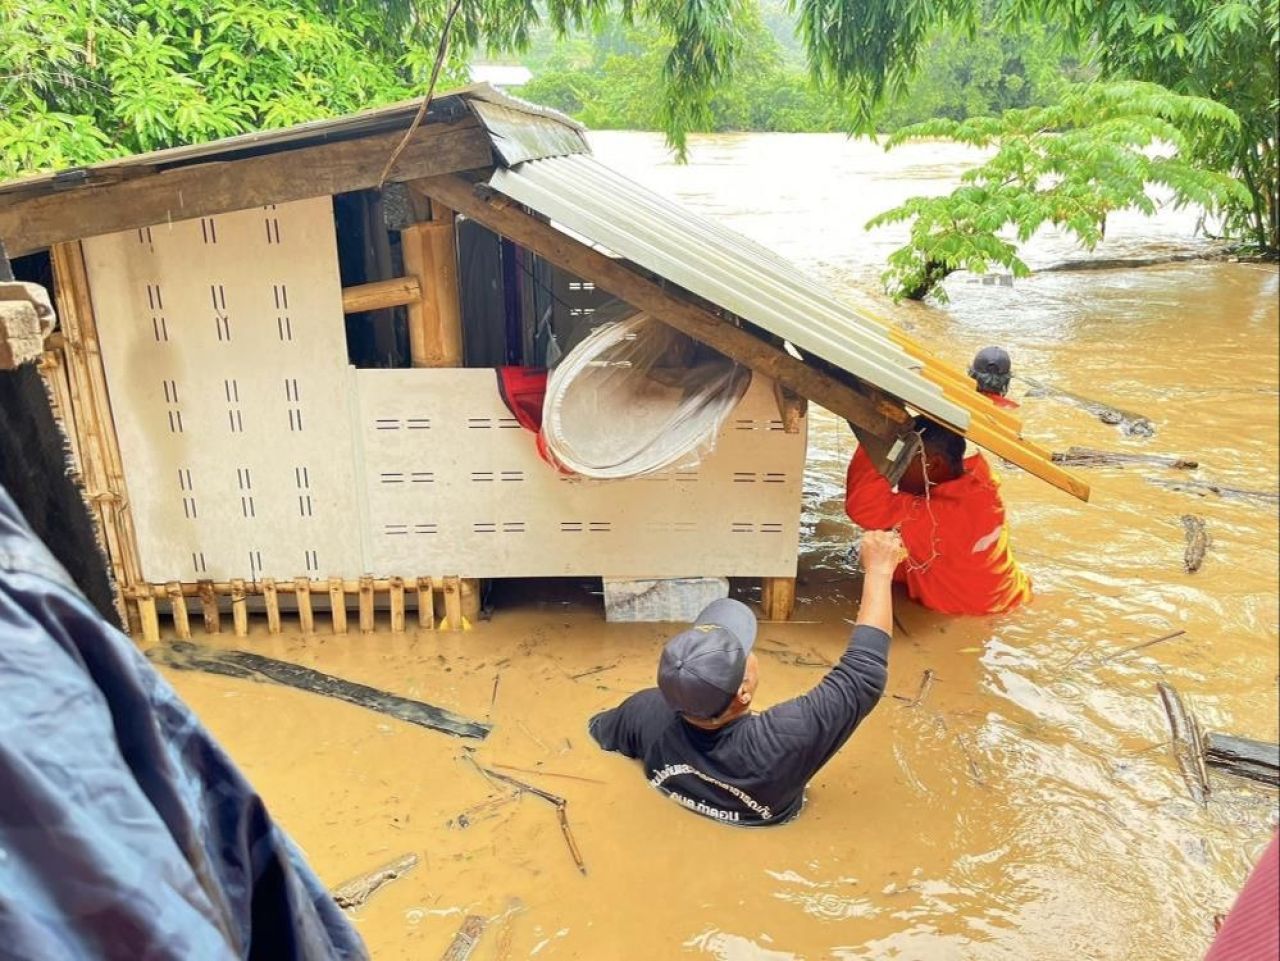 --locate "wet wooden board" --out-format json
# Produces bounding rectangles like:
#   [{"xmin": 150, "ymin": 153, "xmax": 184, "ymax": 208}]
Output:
[{"xmin": 149, "ymin": 641, "xmax": 491, "ymax": 739}]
